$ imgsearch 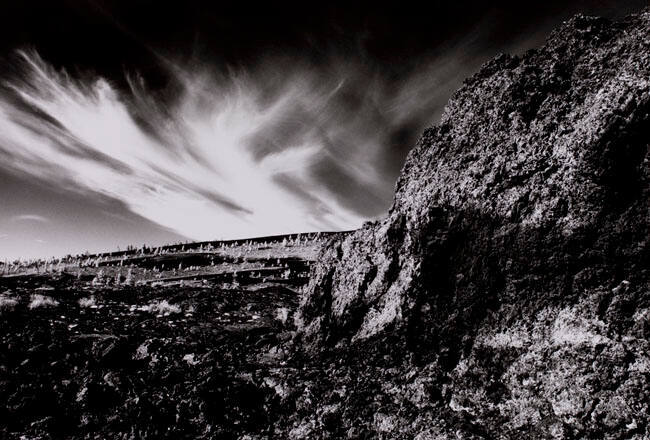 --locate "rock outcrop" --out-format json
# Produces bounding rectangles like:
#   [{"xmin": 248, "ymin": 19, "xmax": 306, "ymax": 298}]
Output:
[{"xmin": 296, "ymin": 9, "xmax": 649, "ymax": 439}]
